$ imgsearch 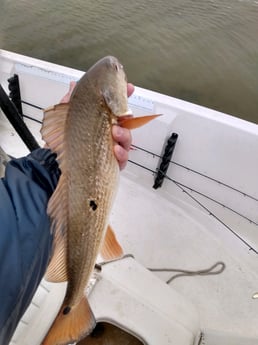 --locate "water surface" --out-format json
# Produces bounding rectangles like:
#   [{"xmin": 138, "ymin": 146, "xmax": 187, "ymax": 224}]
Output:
[{"xmin": 0, "ymin": 0, "xmax": 258, "ymax": 122}]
